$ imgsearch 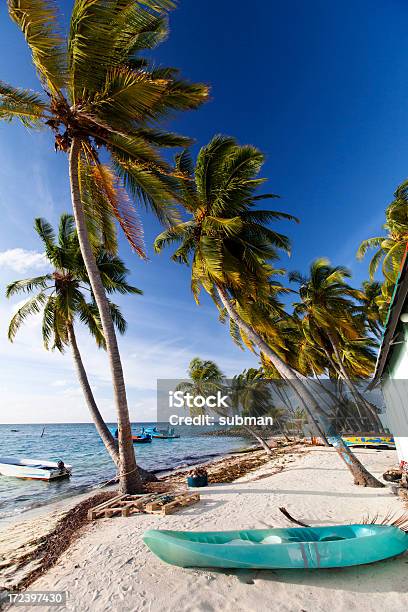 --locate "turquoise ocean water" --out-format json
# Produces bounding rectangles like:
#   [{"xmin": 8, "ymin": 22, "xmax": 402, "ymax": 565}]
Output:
[{"xmin": 0, "ymin": 423, "xmax": 248, "ymax": 522}]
